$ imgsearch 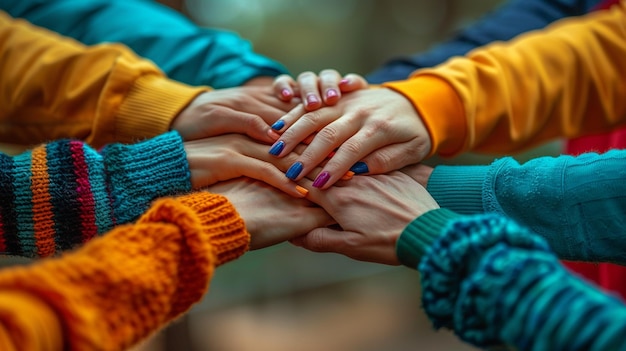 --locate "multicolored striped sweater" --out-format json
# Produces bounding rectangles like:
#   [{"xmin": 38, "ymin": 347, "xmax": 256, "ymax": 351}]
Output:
[{"xmin": 0, "ymin": 131, "xmax": 191, "ymax": 258}]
